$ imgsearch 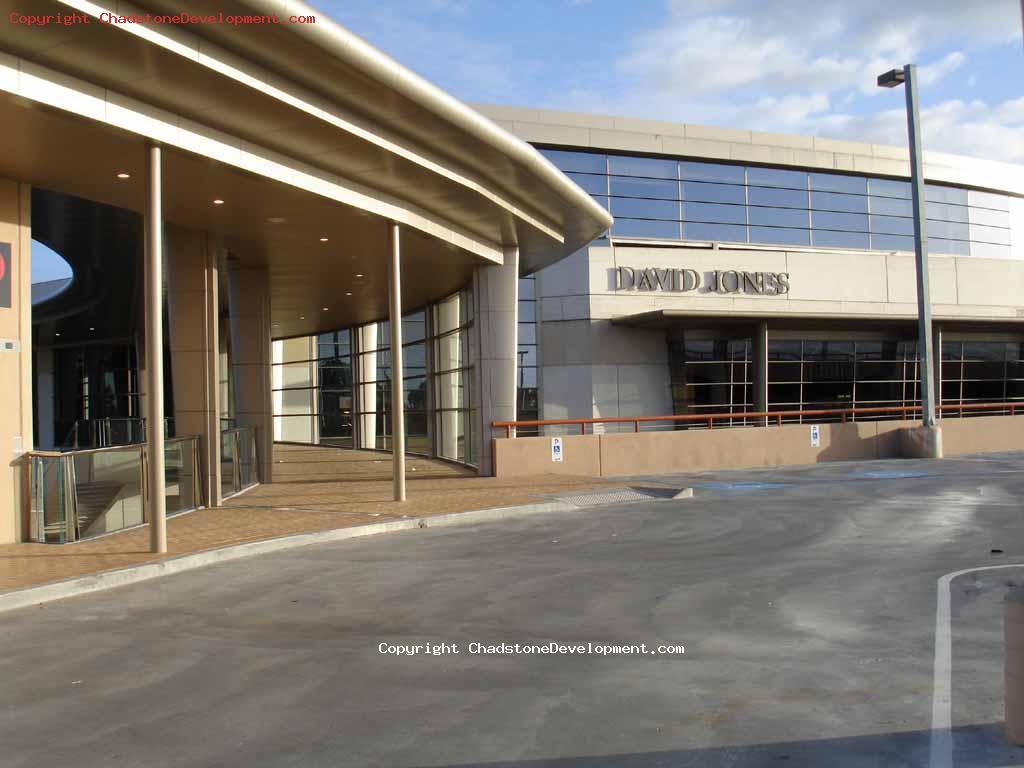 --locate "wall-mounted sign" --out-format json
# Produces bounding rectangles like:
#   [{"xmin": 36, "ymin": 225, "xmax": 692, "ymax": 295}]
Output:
[
  {"xmin": 810, "ymin": 424, "xmax": 821, "ymax": 448},
  {"xmin": 0, "ymin": 242, "xmax": 10, "ymax": 308},
  {"xmin": 615, "ymin": 266, "xmax": 790, "ymax": 296},
  {"xmin": 551, "ymin": 437, "xmax": 563, "ymax": 463}
]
